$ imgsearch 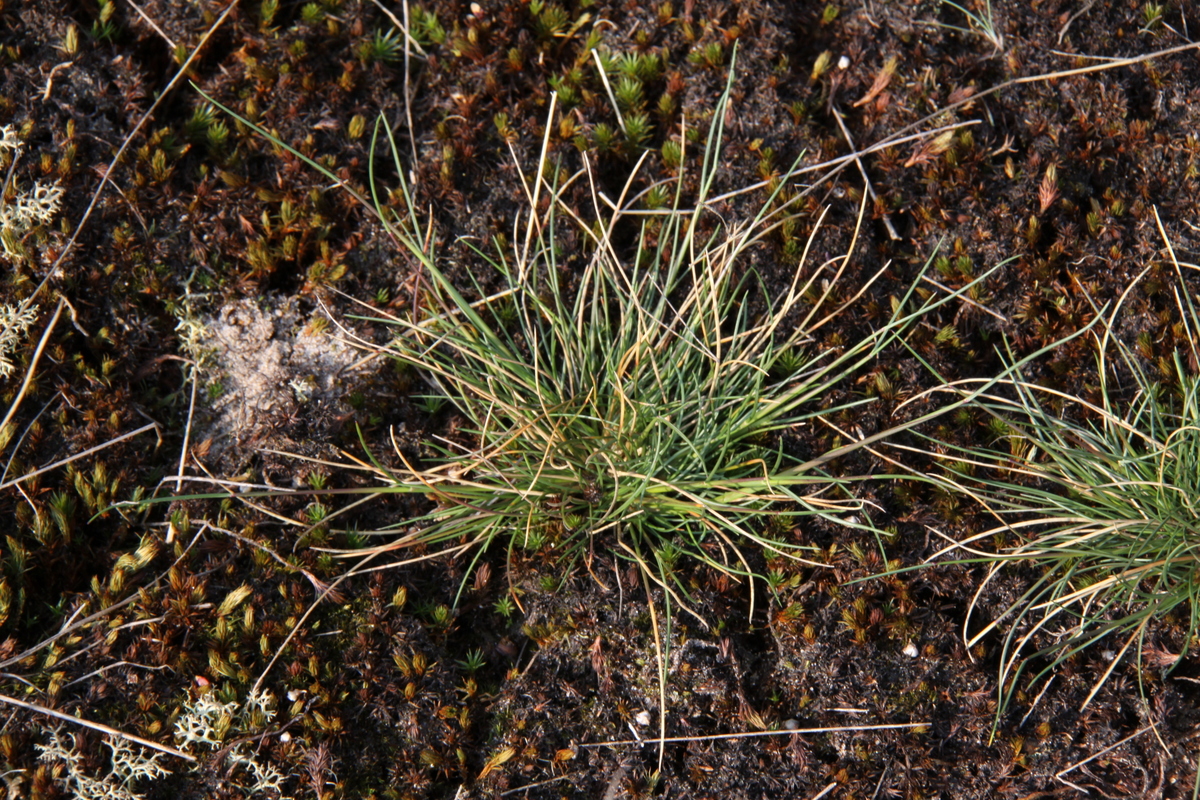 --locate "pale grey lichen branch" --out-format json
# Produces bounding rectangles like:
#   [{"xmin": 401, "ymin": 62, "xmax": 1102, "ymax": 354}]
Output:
[
  {"xmin": 173, "ymin": 688, "xmax": 290, "ymax": 797},
  {"xmin": 0, "ymin": 302, "xmax": 38, "ymax": 379},
  {"xmin": 0, "ymin": 124, "xmax": 64, "ymax": 262},
  {"xmin": 36, "ymin": 729, "xmax": 171, "ymax": 800},
  {"xmin": 0, "ymin": 123, "xmax": 64, "ymax": 381},
  {"xmin": 38, "ymin": 688, "xmax": 292, "ymax": 799}
]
